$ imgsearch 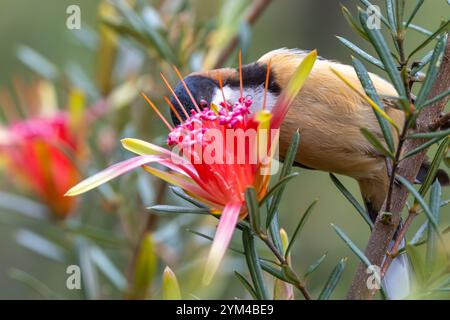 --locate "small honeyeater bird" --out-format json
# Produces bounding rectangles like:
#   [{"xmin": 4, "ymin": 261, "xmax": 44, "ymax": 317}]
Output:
[{"xmin": 168, "ymin": 48, "xmax": 449, "ymax": 299}]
